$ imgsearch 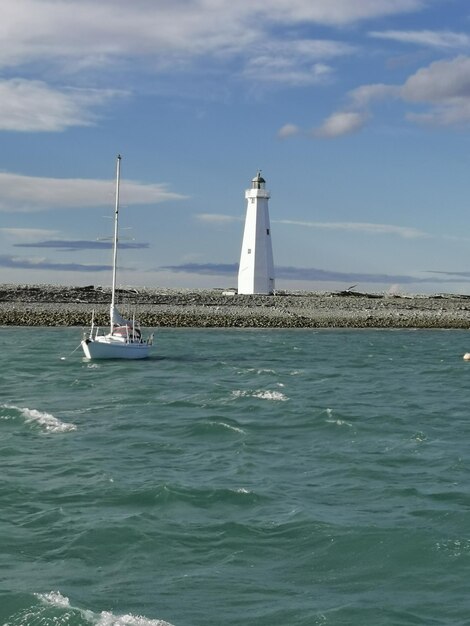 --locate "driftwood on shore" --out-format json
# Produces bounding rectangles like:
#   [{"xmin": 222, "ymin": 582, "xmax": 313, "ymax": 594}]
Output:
[{"xmin": 1, "ymin": 284, "xmax": 470, "ymax": 329}]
